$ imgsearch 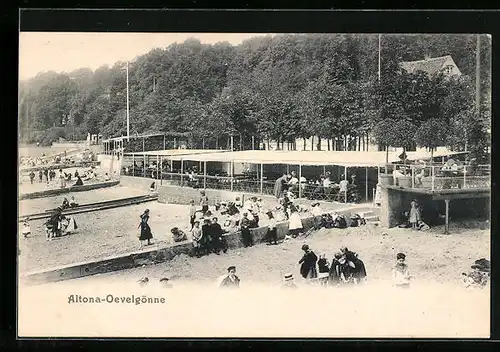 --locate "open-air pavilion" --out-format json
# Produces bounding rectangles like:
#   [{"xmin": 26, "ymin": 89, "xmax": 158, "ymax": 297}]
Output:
[{"xmin": 121, "ymin": 149, "xmax": 476, "ymax": 204}]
